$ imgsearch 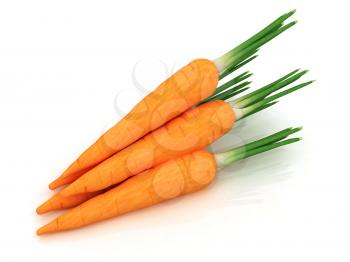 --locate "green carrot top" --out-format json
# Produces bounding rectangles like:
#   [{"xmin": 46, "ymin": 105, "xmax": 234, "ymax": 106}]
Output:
[
  {"xmin": 214, "ymin": 10, "xmax": 297, "ymax": 78},
  {"xmin": 214, "ymin": 127, "xmax": 302, "ymax": 169}
]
